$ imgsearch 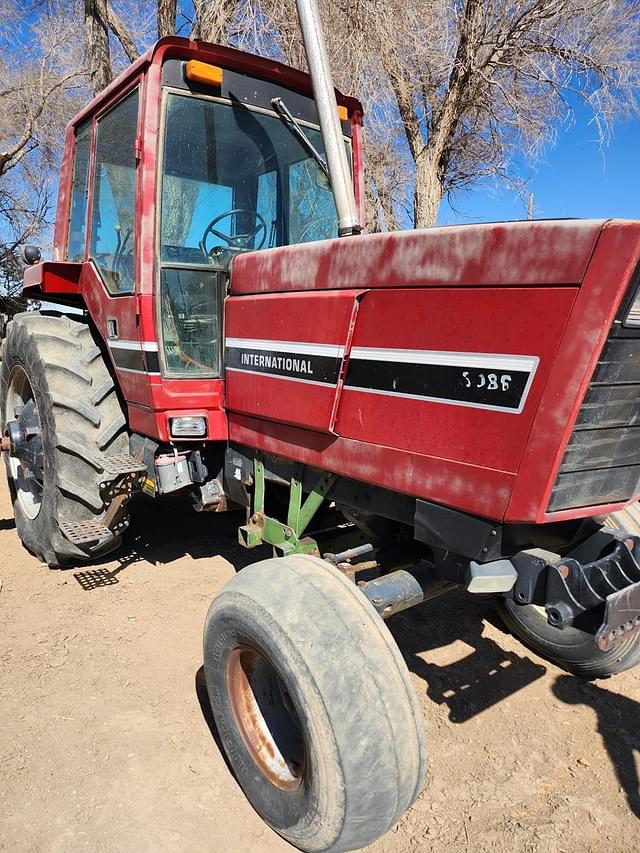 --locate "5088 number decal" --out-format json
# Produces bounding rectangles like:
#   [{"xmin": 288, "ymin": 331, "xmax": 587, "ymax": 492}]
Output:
[{"xmin": 461, "ymin": 370, "xmax": 513, "ymax": 392}]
